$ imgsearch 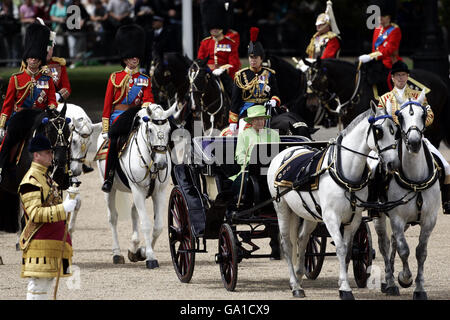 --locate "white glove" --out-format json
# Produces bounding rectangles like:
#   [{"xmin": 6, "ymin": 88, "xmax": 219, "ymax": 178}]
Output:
[
  {"xmin": 358, "ymin": 54, "xmax": 372, "ymax": 64},
  {"xmin": 268, "ymin": 99, "xmax": 277, "ymax": 108},
  {"xmin": 55, "ymin": 92, "xmax": 62, "ymax": 102},
  {"xmin": 0, "ymin": 128, "xmax": 5, "ymax": 141},
  {"xmin": 229, "ymin": 123, "xmax": 237, "ymax": 133},
  {"xmin": 63, "ymin": 196, "xmax": 77, "ymax": 213},
  {"xmin": 212, "ymin": 68, "xmax": 225, "ymax": 76},
  {"xmin": 102, "ymin": 132, "xmax": 109, "ymax": 140}
]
